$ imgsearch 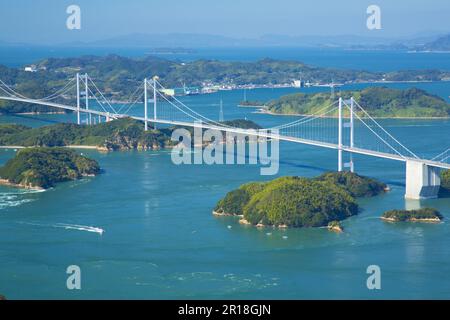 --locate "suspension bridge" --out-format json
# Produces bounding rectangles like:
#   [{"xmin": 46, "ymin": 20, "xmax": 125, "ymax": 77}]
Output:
[{"xmin": 0, "ymin": 73, "xmax": 449, "ymax": 200}]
